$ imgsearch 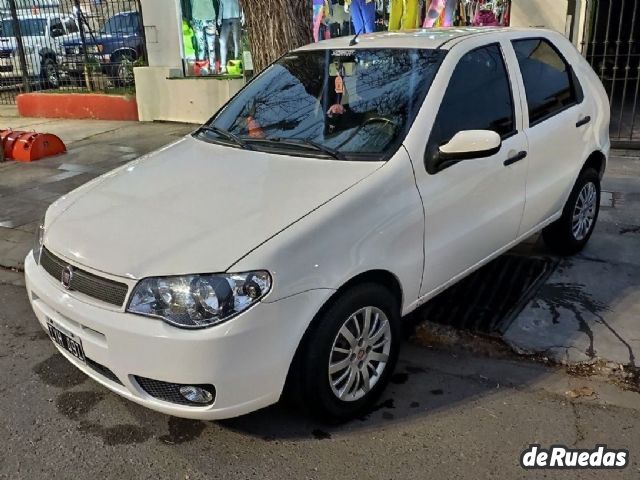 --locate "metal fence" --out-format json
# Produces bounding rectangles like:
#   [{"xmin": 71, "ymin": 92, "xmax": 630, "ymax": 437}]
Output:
[
  {"xmin": 0, "ymin": 0, "xmax": 146, "ymax": 105},
  {"xmin": 581, "ymin": 0, "xmax": 640, "ymax": 147}
]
